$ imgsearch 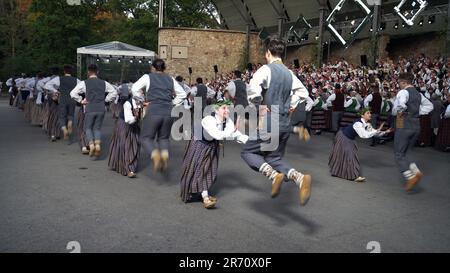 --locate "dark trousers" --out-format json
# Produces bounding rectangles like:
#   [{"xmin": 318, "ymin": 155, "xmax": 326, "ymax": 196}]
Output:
[
  {"xmin": 141, "ymin": 114, "xmax": 173, "ymax": 154},
  {"xmin": 394, "ymin": 128, "xmax": 420, "ymax": 173},
  {"xmin": 58, "ymin": 102, "xmax": 76, "ymax": 129},
  {"xmin": 331, "ymin": 111, "xmax": 343, "ymax": 132},
  {"xmin": 241, "ymin": 131, "xmax": 293, "ymax": 175},
  {"xmin": 84, "ymin": 112, "xmax": 105, "ymax": 143},
  {"xmin": 371, "ymin": 114, "xmax": 380, "ymax": 145}
]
